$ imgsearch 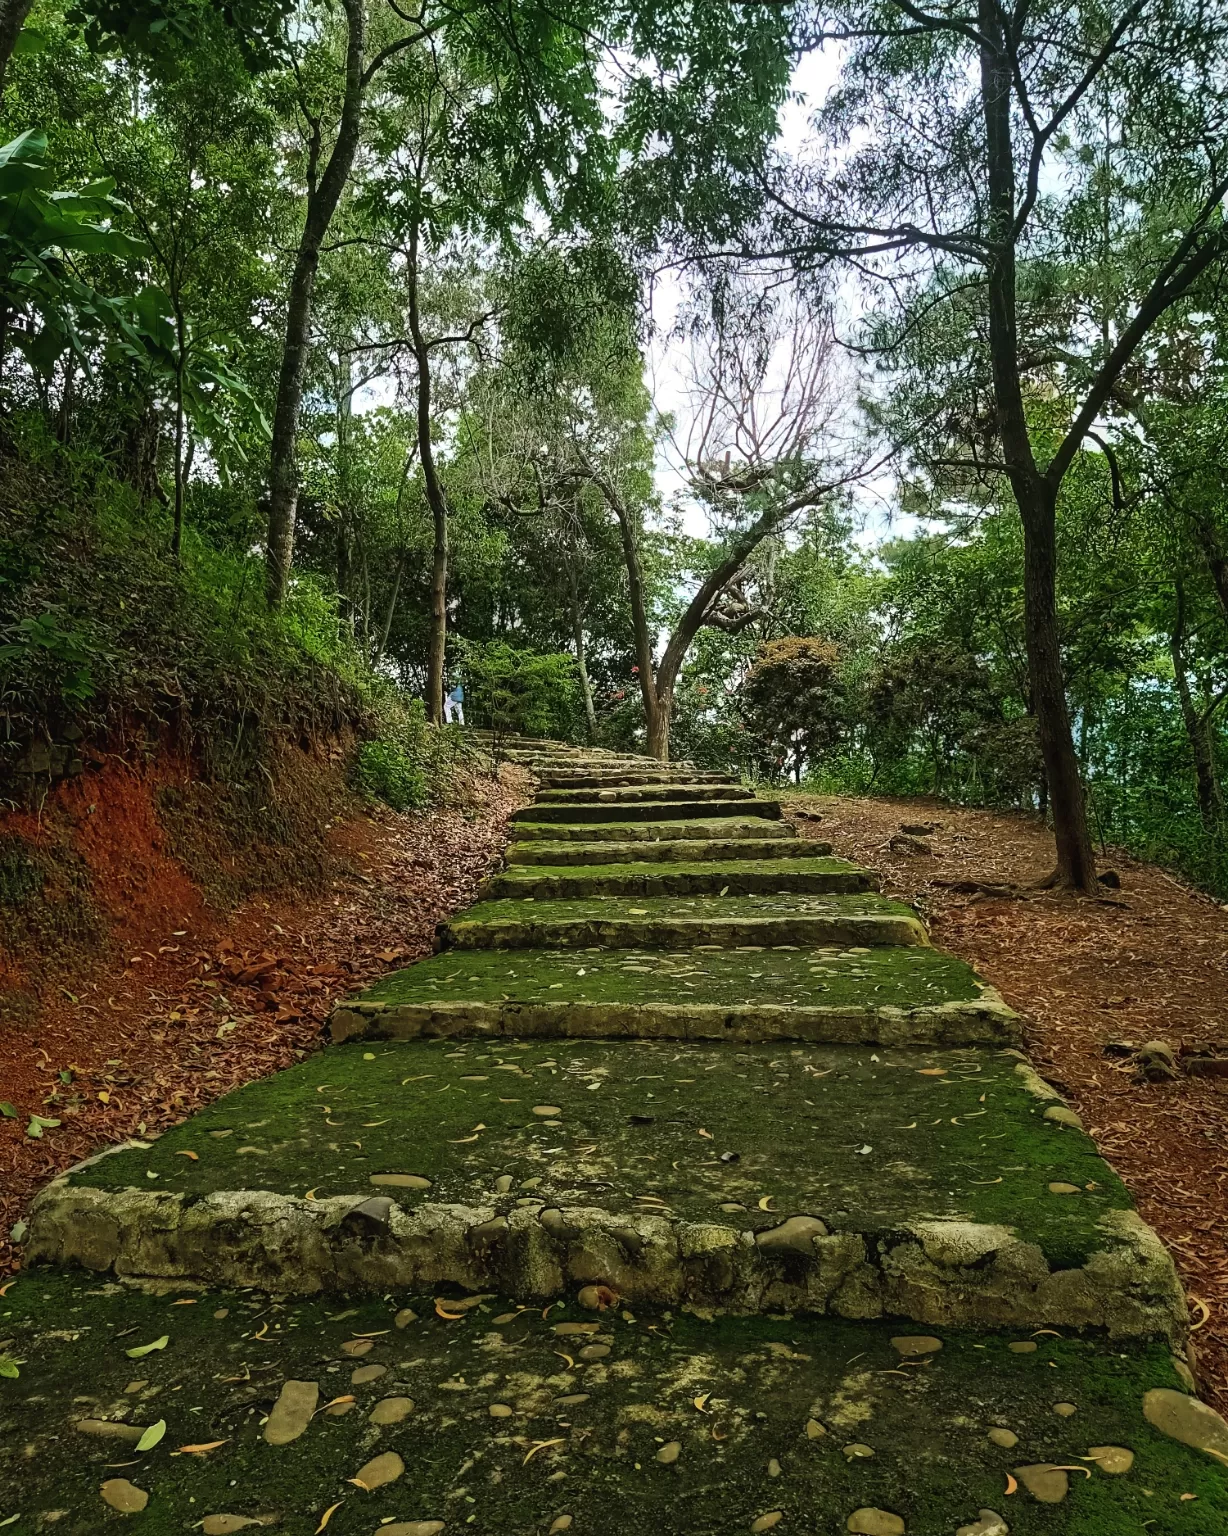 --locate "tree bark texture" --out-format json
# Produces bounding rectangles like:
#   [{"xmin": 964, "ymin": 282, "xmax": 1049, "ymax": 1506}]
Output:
[
  {"xmin": 1171, "ymin": 586, "xmax": 1224, "ymax": 826},
  {"xmin": 265, "ymin": 0, "xmax": 367, "ymax": 607},
  {"xmin": 0, "ymin": 0, "xmax": 33, "ymax": 95},
  {"xmin": 978, "ymin": 0, "xmax": 1097, "ymax": 888},
  {"xmin": 407, "ymin": 232, "xmax": 449, "ymax": 725}
]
